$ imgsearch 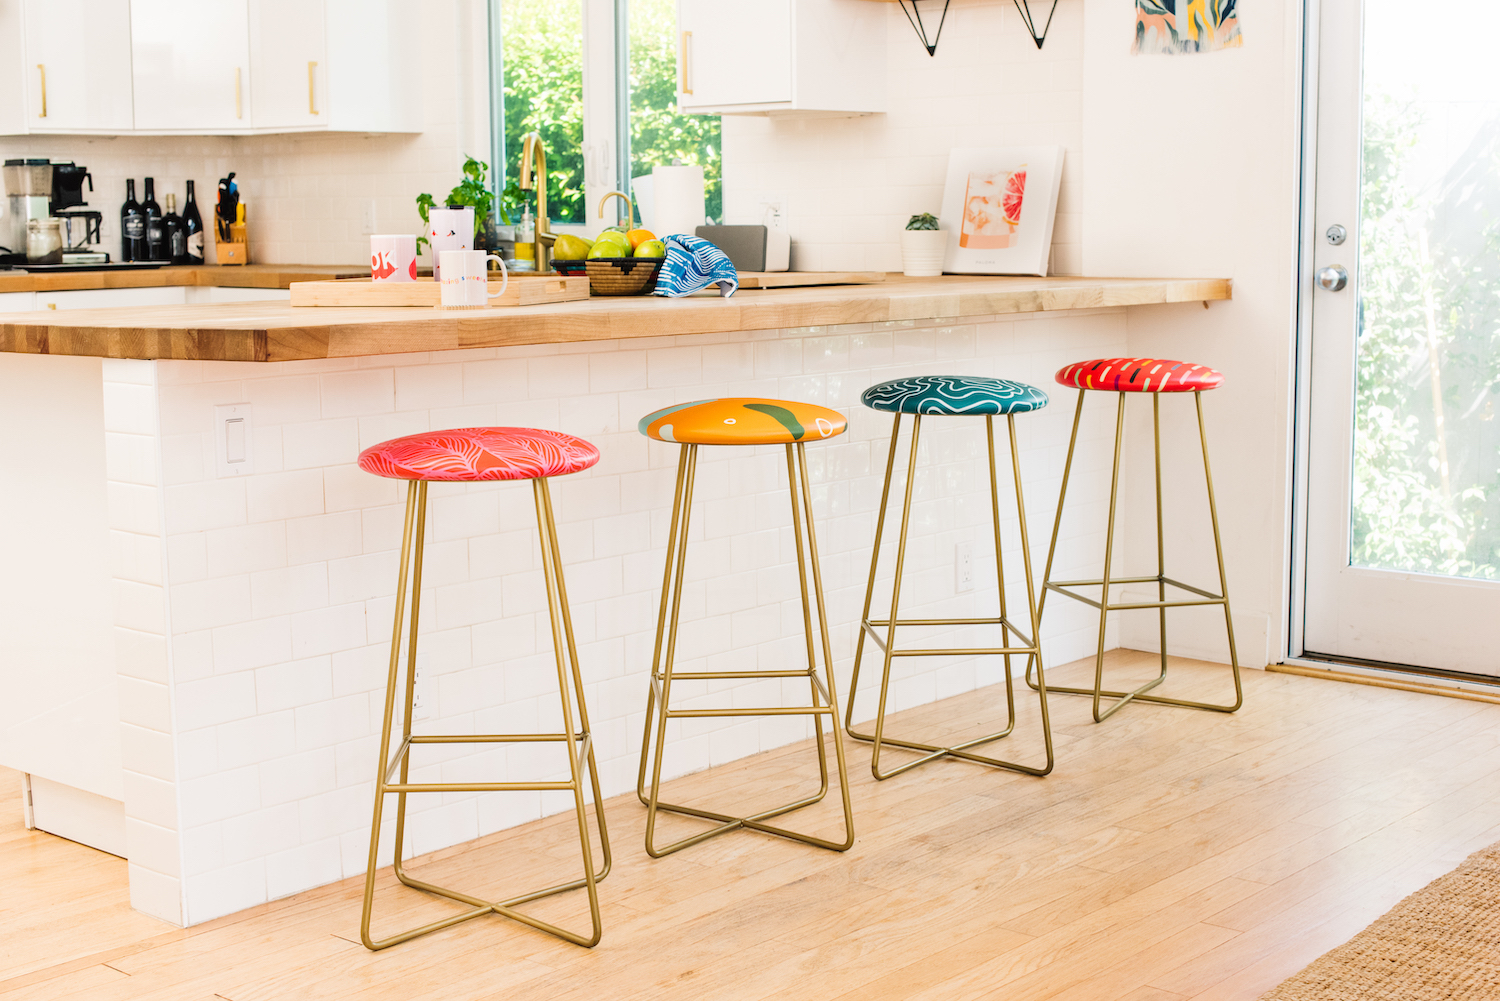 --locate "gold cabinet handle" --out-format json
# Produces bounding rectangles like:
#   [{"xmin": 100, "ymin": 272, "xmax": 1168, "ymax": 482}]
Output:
[
  {"xmin": 308, "ymin": 61, "xmax": 318, "ymax": 114},
  {"xmin": 37, "ymin": 64, "xmax": 46, "ymax": 117},
  {"xmin": 235, "ymin": 67, "xmax": 242, "ymax": 119},
  {"xmin": 680, "ymin": 31, "xmax": 692, "ymax": 95}
]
